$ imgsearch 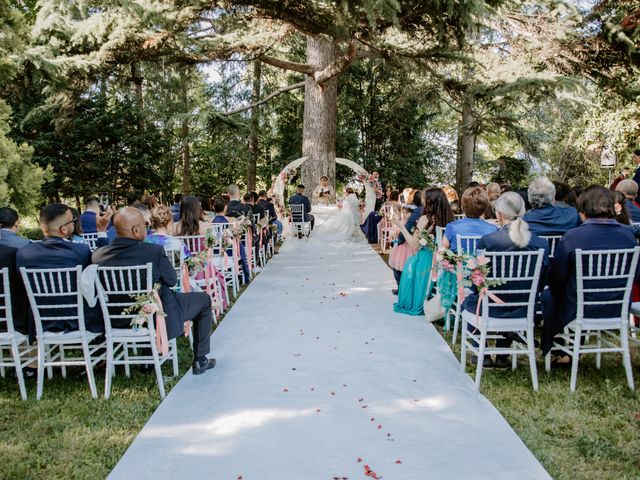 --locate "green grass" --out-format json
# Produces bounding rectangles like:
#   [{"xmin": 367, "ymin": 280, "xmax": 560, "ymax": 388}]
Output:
[{"xmin": 439, "ymin": 326, "xmax": 640, "ymax": 480}]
